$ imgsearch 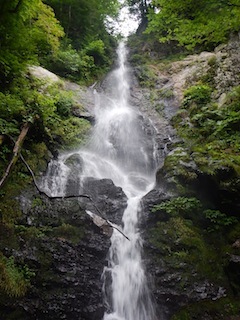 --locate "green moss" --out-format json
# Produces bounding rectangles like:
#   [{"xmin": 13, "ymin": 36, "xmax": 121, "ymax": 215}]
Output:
[
  {"xmin": 137, "ymin": 65, "xmax": 158, "ymax": 88},
  {"xmin": 0, "ymin": 156, "xmax": 36, "ymax": 225},
  {"xmin": 182, "ymin": 84, "xmax": 212, "ymax": 108},
  {"xmin": 129, "ymin": 53, "xmax": 147, "ymax": 66},
  {"xmin": 157, "ymin": 88, "xmax": 174, "ymax": 99},
  {"xmin": 15, "ymin": 225, "xmax": 52, "ymax": 240},
  {"xmin": 149, "ymin": 216, "xmax": 226, "ymax": 282},
  {"xmin": 52, "ymin": 223, "xmax": 84, "ymax": 243},
  {"xmin": 227, "ymin": 222, "xmax": 240, "ymax": 244},
  {"xmin": 23, "ymin": 142, "xmax": 50, "ymax": 174},
  {"xmin": 204, "ymin": 209, "xmax": 238, "ymax": 232},
  {"xmin": 152, "ymin": 197, "xmax": 202, "ymax": 219},
  {"xmin": 0, "ymin": 254, "xmax": 34, "ymax": 298},
  {"xmin": 167, "ymin": 84, "xmax": 240, "ymax": 196},
  {"xmin": 0, "ymin": 223, "xmax": 19, "ymax": 251},
  {"xmin": 160, "ymin": 148, "xmax": 198, "ymax": 193},
  {"xmin": 171, "ymin": 297, "xmax": 240, "ymax": 320},
  {"xmin": 155, "ymin": 102, "xmax": 165, "ymax": 114}
]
